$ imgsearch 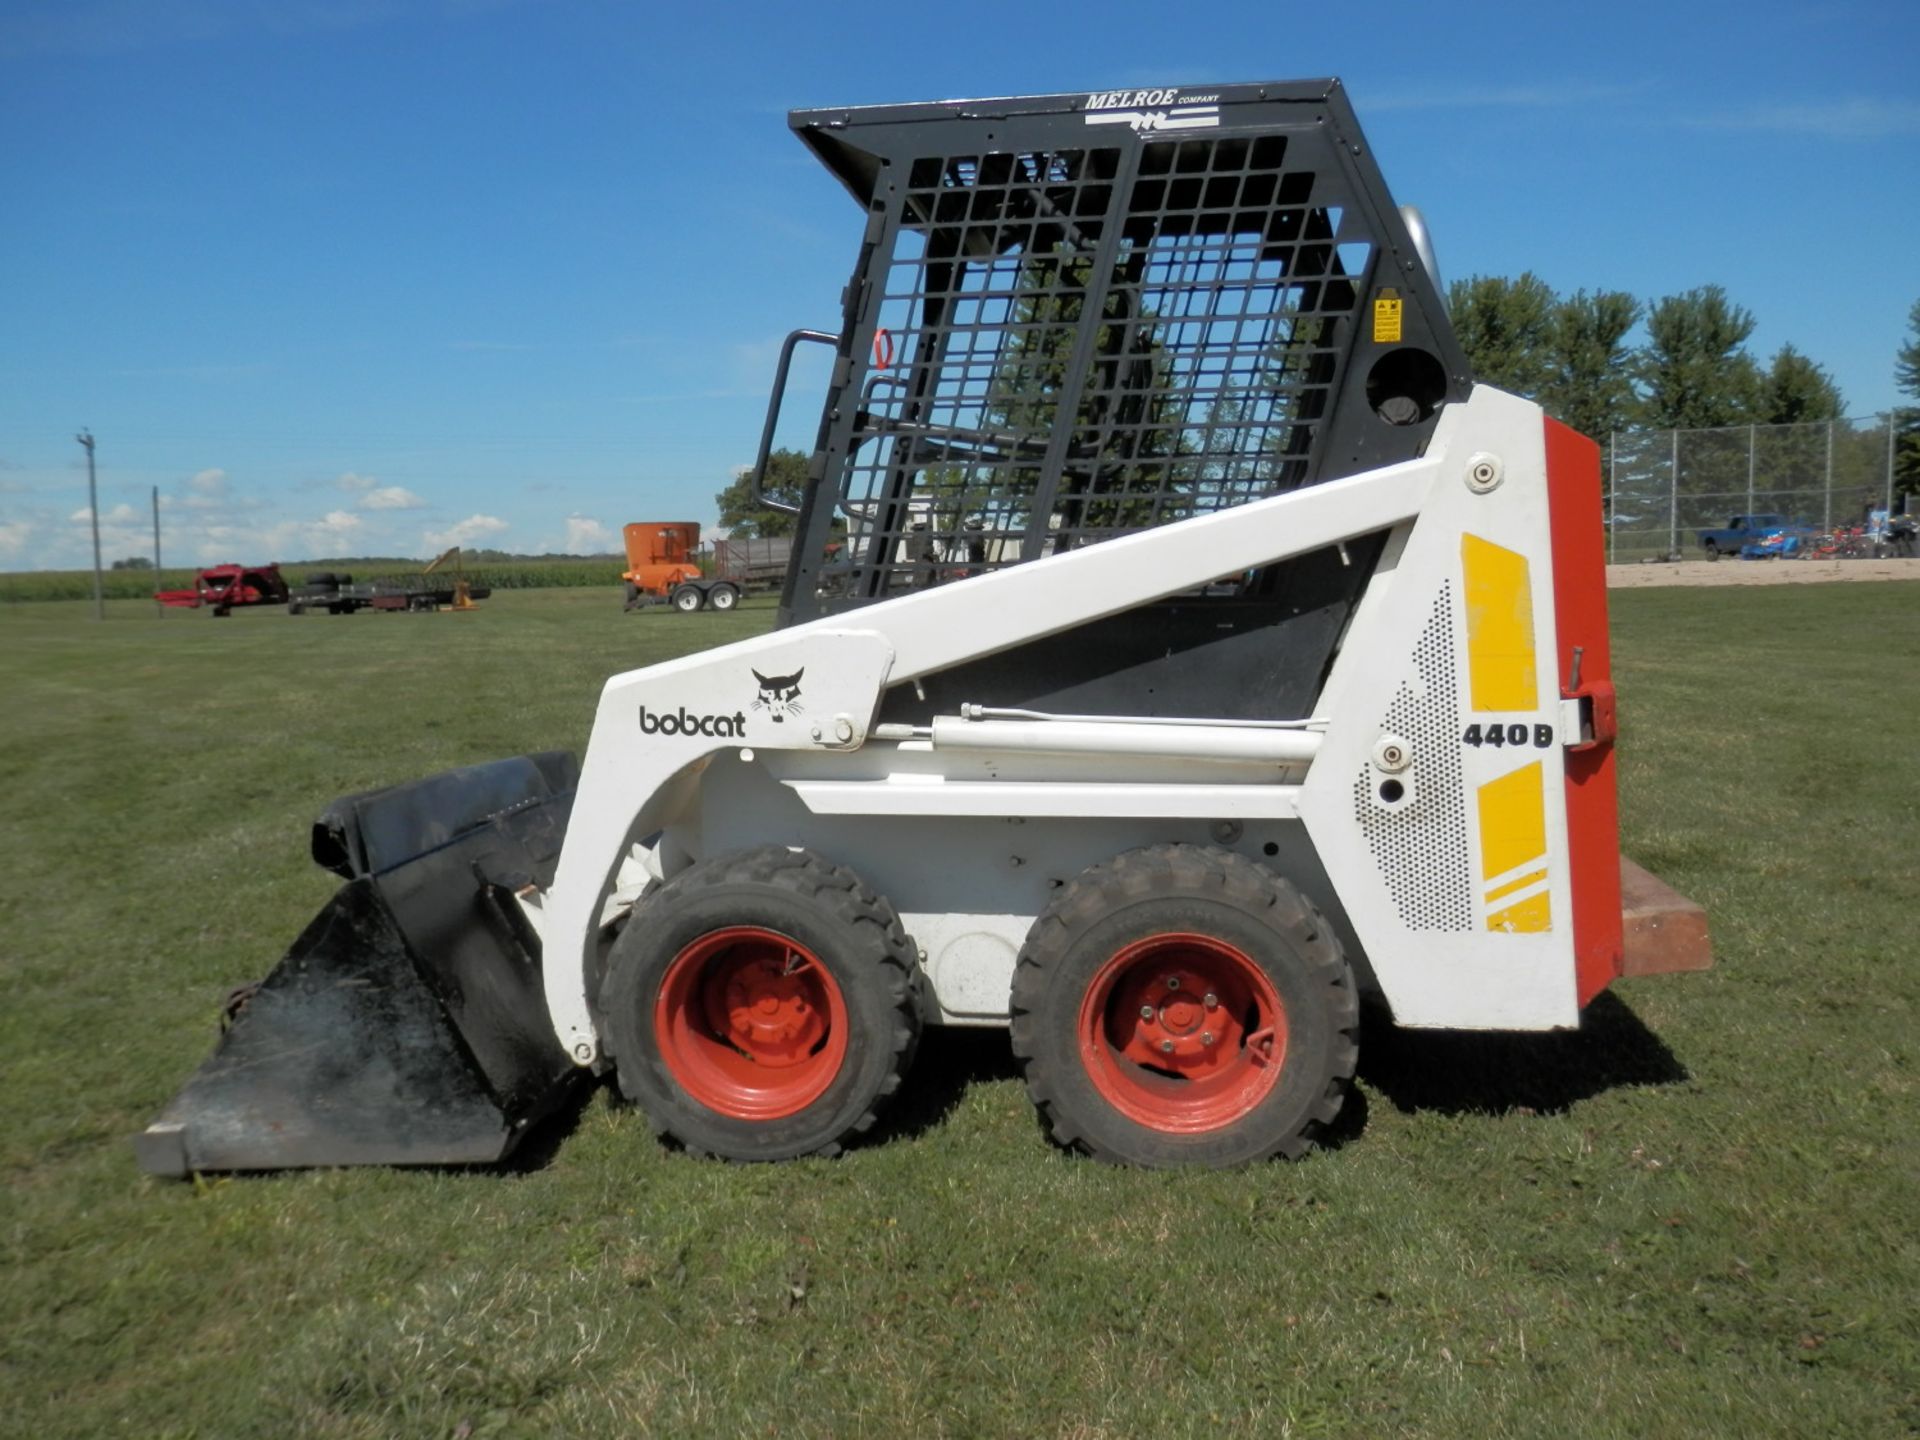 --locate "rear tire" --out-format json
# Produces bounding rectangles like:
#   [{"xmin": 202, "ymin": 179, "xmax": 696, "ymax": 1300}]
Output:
[
  {"xmin": 707, "ymin": 582, "xmax": 740, "ymax": 612},
  {"xmin": 671, "ymin": 584, "xmax": 705, "ymax": 613},
  {"xmin": 1011, "ymin": 844, "xmax": 1357, "ymax": 1168},
  {"xmin": 1703, "ymin": 541, "xmax": 1720, "ymax": 560},
  {"xmin": 603, "ymin": 847, "xmax": 921, "ymax": 1160}
]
